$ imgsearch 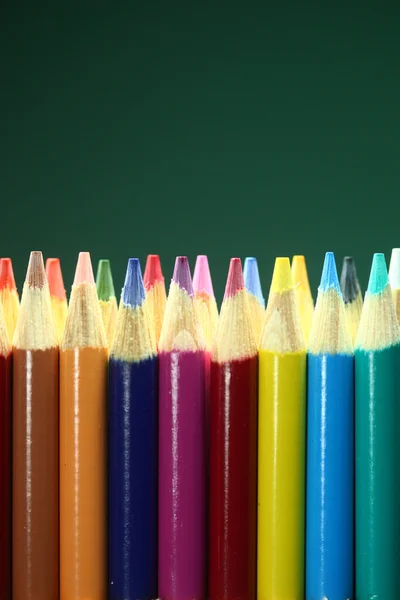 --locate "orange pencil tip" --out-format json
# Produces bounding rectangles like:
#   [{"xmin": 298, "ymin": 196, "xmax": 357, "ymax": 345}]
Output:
[
  {"xmin": 0, "ymin": 258, "xmax": 17, "ymax": 290},
  {"xmin": 73, "ymin": 252, "xmax": 95, "ymax": 285},
  {"xmin": 46, "ymin": 258, "xmax": 66, "ymax": 300}
]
